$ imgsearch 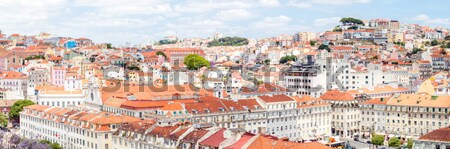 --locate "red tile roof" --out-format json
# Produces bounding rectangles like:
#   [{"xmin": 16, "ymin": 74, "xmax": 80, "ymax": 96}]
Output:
[
  {"xmin": 199, "ymin": 128, "xmax": 227, "ymax": 147},
  {"xmin": 418, "ymin": 126, "xmax": 450, "ymax": 142},
  {"xmin": 320, "ymin": 90, "xmax": 355, "ymax": 101}
]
